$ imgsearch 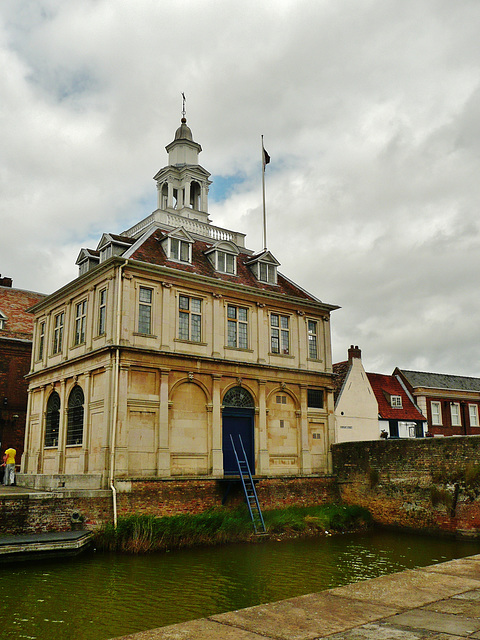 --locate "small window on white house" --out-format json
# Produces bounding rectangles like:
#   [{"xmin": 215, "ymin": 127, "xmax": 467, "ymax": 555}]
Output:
[
  {"xmin": 450, "ymin": 402, "xmax": 461, "ymax": 426},
  {"xmin": 276, "ymin": 395, "xmax": 287, "ymax": 404},
  {"xmin": 431, "ymin": 401, "xmax": 442, "ymax": 425},
  {"xmin": 469, "ymin": 404, "xmax": 479, "ymax": 427},
  {"xmin": 391, "ymin": 395, "xmax": 402, "ymax": 408}
]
